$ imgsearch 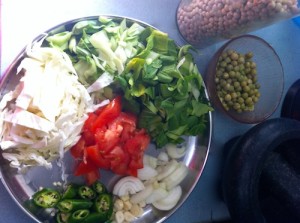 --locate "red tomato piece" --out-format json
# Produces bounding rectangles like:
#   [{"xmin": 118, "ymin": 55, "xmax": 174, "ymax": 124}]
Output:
[
  {"xmin": 86, "ymin": 145, "xmax": 110, "ymax": 169},
  {"xmin": 70, "ymin": 95, "xmax": 152, "ymax": 183},
  {"xmin": 104, "ymin": 112, "xmax": 137, "ymax": 143},
  {"xmin": 82, "ymin": 112, "xmax": 98, "ymax": 132},
  {"xmin": 124, "ymin": 130, "xmax": 151, "ymax": 155},
  {"xmin": 109, "ymin": 146, "xmax": 130, "ymax": 175},
  {"xmin": 82, "ymin": 130, "xmax": 95, "ymax": 146},
  {"xmin": 84, "ymin": 169, "xmax": 100, "ymax": 185},
  {"xmin": 94, "ymin": 125, "xmax": 123, "ymax": 153},
  {"xmin": 126, "ymin": 167, "xmax": 138, "ymax": 177},
  {"xmin": 91, "ymin": 96, "xmax": 122, "ymax": 133},
  {"xmin": 106, "ymin": 146, "xmax": 126, "ymax": 163},
  {"xmin": 70, "ymin": 137, "xmax": 85, "ymax": 159},
  {"xmin": 119, "ymin": 123, "xmax": 134, "ymax": 142},
  {"xmin": 116, "ymin": 112, "xmax": 137, "ymax": 126},
  {"xmin": 74, "ymin": 160, "xmax": 98, "ymax": 176},
  {"xmin": 129, "ymin": 155, "xmax": 144, "ymax": 170}
]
